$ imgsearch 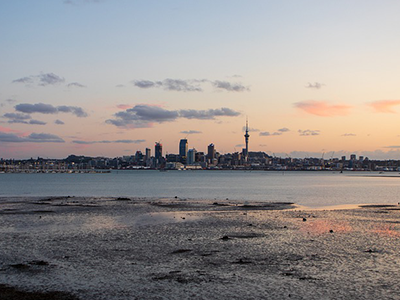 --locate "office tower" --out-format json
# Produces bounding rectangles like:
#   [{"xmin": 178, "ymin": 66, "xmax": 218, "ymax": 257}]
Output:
[
  {"xmin": 179, "ymin": 139, "xmax": 188, "ymax": 158},
  {"xmin": 187, "ymin": 148, "xmax": 197, "ymax": 165},
  {"xmin": 207, "ymin": 143, "xmax": 215, "ymax": 161},
  {"xmin": 155, "ymin": 142, "xmax": 162, "ymax": 160},
  {"xmin": 145, "ymin": 148, "xmax": 151, "ymax": 160}
]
